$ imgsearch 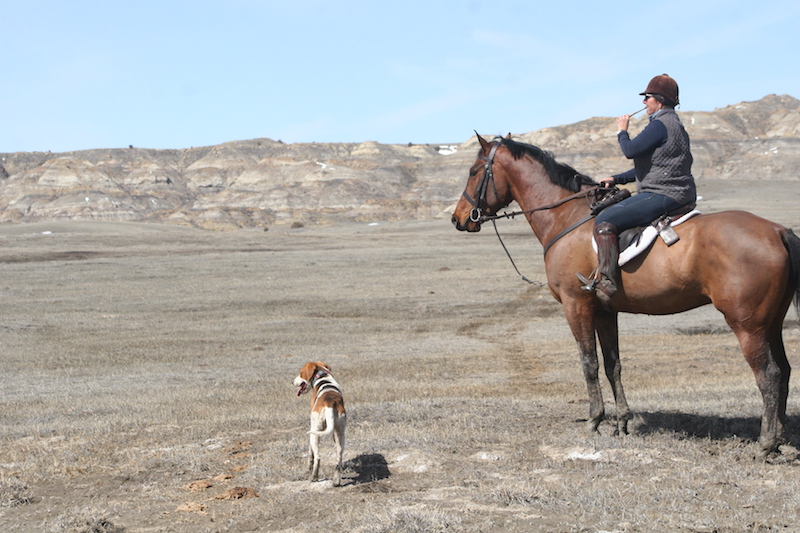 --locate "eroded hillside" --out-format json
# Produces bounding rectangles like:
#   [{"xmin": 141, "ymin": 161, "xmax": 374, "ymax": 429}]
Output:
[{"xmin": 1, "ymin": 95, "xmax": 798, "ymax": 229}]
